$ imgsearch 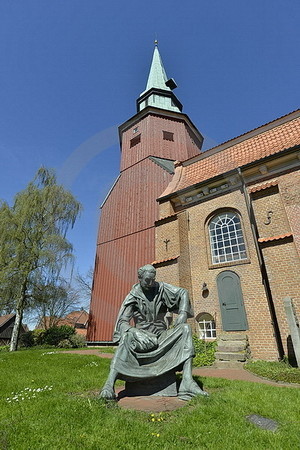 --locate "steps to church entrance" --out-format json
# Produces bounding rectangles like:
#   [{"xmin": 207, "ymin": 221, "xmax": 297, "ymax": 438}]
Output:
[{"xmin": 214, "ymin": 332, "xmax": 249, "ymax": 369}]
